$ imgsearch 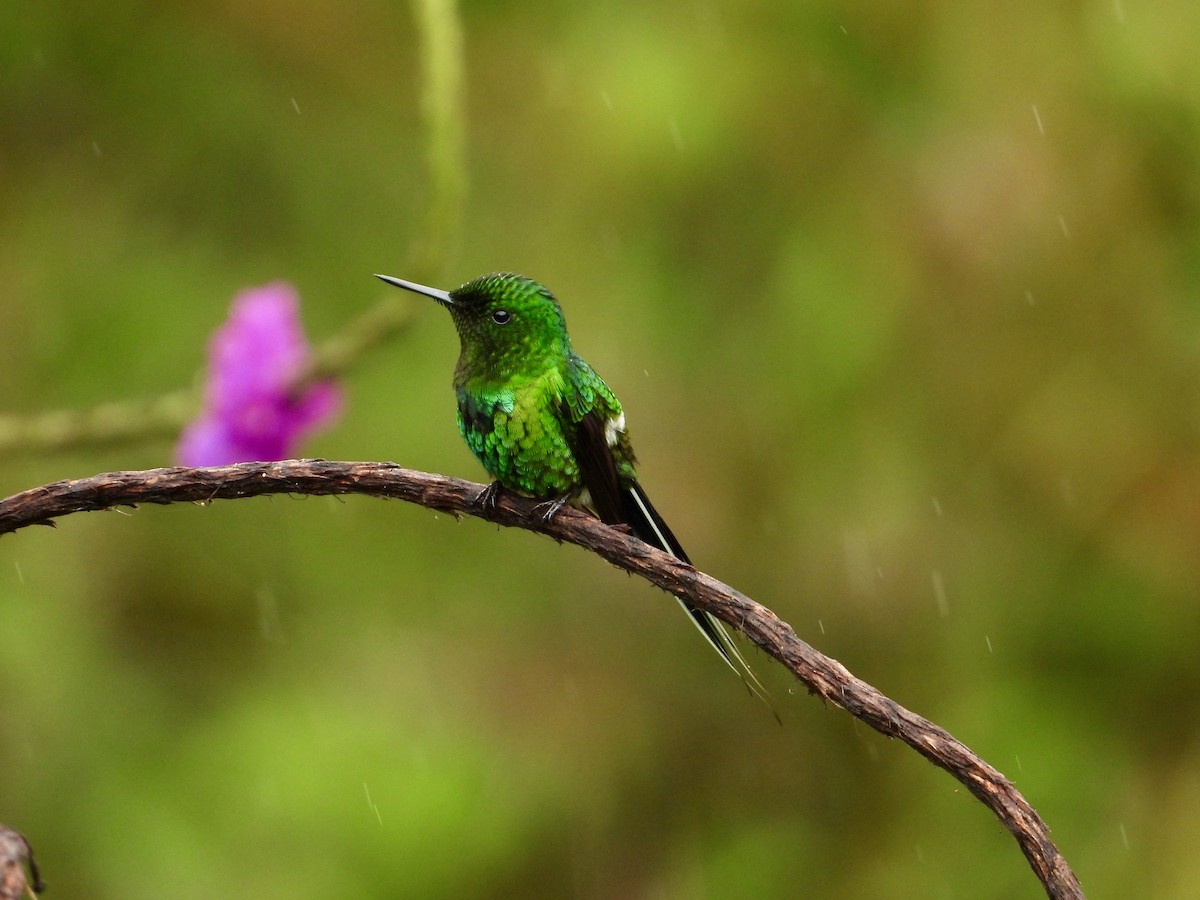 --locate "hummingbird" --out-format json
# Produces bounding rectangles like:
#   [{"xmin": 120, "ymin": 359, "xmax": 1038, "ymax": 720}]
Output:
[{"xmin": 376, "ymin": 271, "xmax": 769, "ymax": 703}]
